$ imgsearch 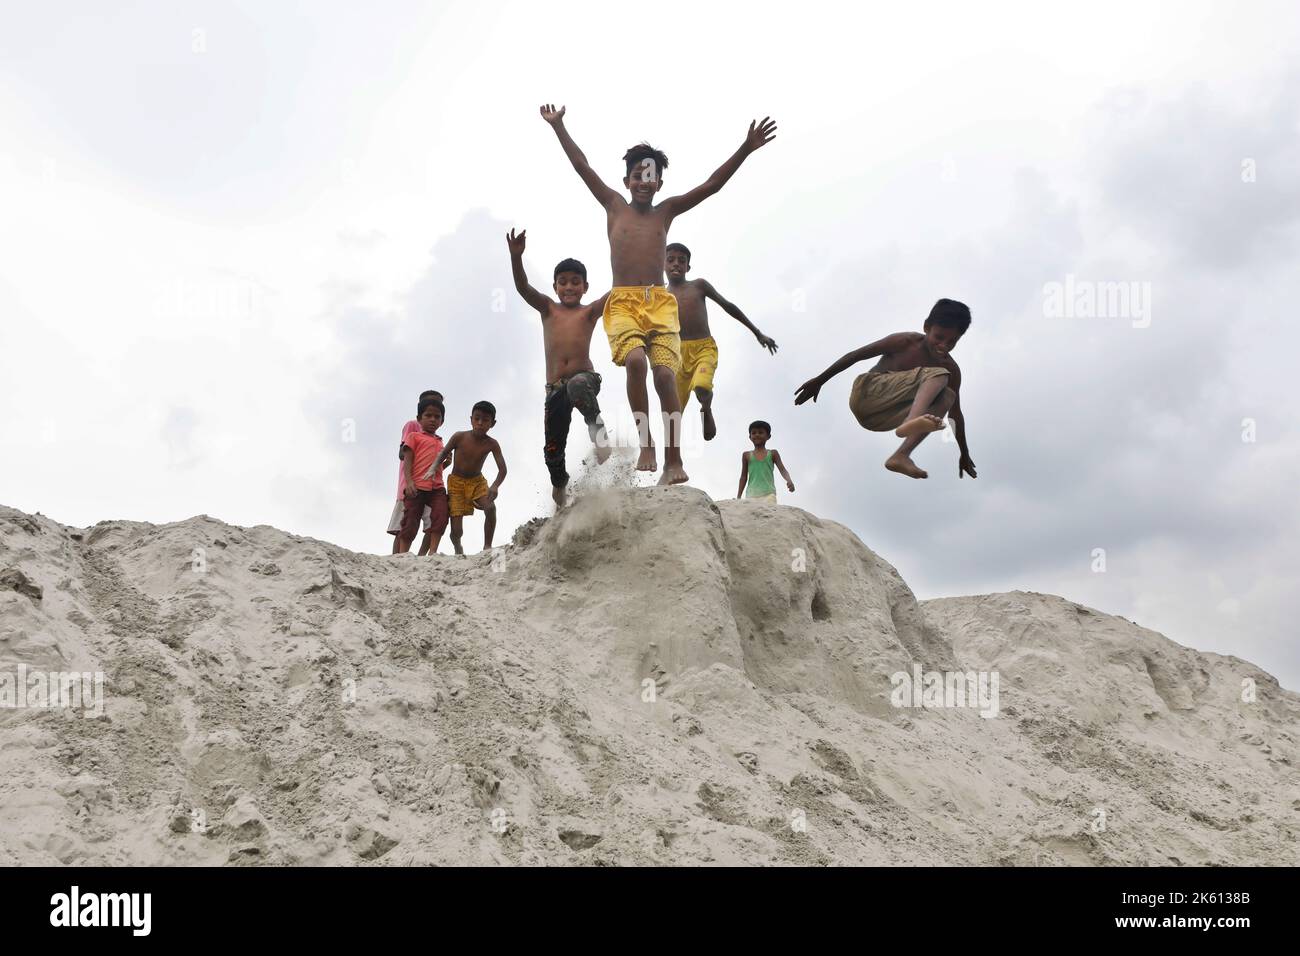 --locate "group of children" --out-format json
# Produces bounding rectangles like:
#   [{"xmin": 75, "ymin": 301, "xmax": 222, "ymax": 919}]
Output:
[{"xmin": 386, "ymin": 105, "xmax": 978, "ymax": 555}]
